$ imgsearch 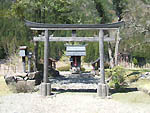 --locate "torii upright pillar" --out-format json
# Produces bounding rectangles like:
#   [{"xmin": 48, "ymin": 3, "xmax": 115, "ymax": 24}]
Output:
[
  {"xmin": 97, "ymin": 30, "xmax": 109, "ymax": 98},
  {"xmin": 41, "ymin": 30, "xmax": 51, "ymax": 96}
]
